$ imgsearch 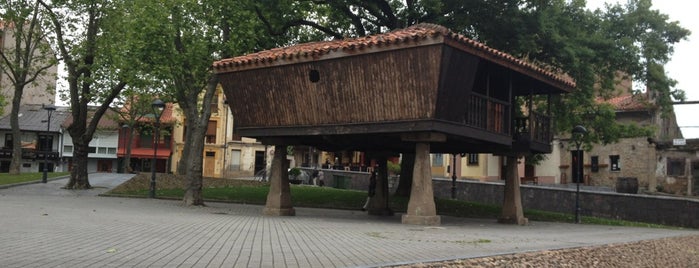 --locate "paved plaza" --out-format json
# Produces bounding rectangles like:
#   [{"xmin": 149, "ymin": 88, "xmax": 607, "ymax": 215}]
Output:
[{"xmin": 0, "ymin": 173, "xmax": 696, "ymax": 268}]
